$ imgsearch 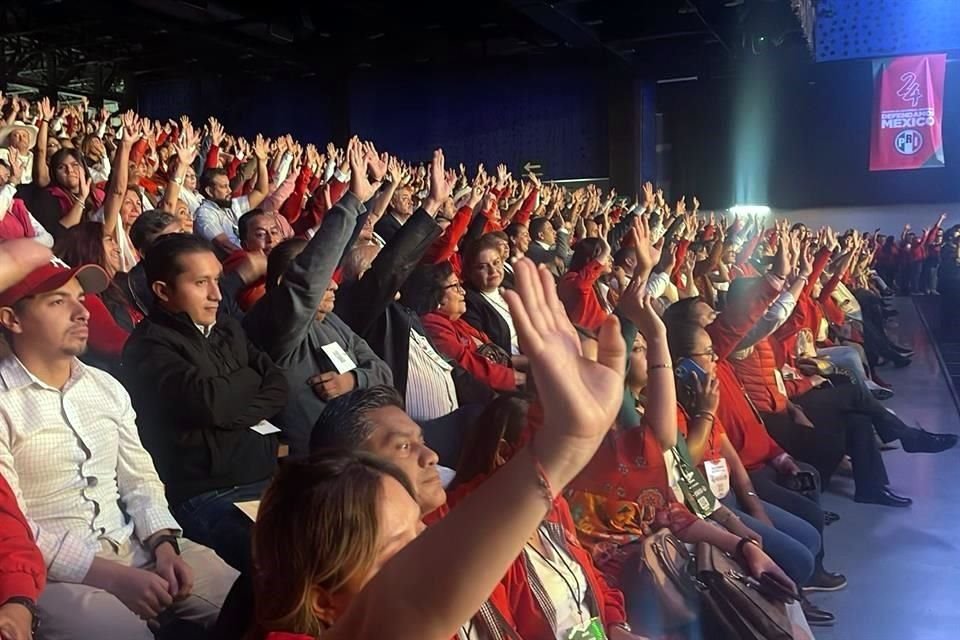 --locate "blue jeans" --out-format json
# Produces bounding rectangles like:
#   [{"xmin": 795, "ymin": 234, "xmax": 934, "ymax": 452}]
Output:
[
  {"xmin": 172, "ymin": 479, "xmax": 270, "ymax": 573},
  {"xmin": 721, "ymin": 493, "xmax": 819, "ymax": 588}
]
